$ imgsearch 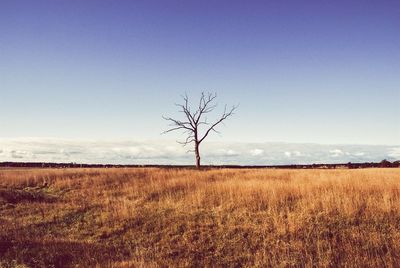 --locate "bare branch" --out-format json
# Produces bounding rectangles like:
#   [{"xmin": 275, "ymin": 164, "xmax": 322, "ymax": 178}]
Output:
[
  {"xmin": 174, "ymin": 94, "xmax": 197, "ymax": 129},
  {"xmin": 199, "ymin": 105, "xmax": 237, "ymax": 144},
  {"xmin": 177, "ymin": 134, "xmax": 196, "ymax": 146},
  {"xmin": 162, "ymin": 116, "xmax": 194, "ymax": 134},
  {"xmin": 194, "ymin": 92, "xmax": 217, "ymax": 124}
]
